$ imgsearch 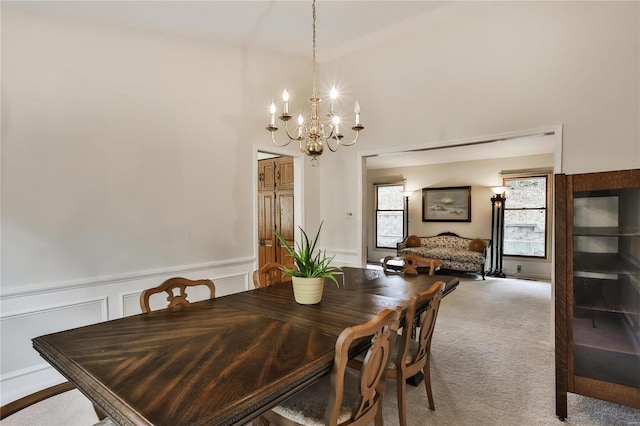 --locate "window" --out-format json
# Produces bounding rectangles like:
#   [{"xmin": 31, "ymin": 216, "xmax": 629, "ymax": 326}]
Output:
[
  {"xmin": 502, "ymin": 173, "xmax": 551, "ymax": 258},
  {"xmin": 375, "ymin": 184, "xmax": 405, "ymax": 248}
]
